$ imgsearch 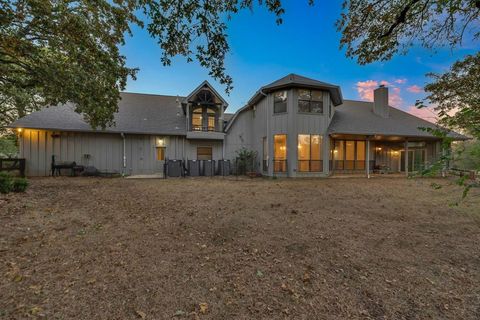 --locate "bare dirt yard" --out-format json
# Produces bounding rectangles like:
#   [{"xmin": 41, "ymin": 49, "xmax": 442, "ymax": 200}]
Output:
[{"xmin": 1, "ymin": 177, "xmax": 480, "ymax": 319}]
